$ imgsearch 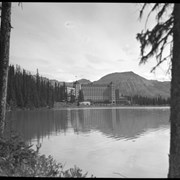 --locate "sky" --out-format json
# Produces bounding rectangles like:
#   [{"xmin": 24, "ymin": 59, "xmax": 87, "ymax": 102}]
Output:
[{"xmin": 10, "ymin": 2, "xmax": 171, "ymax": 82}]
